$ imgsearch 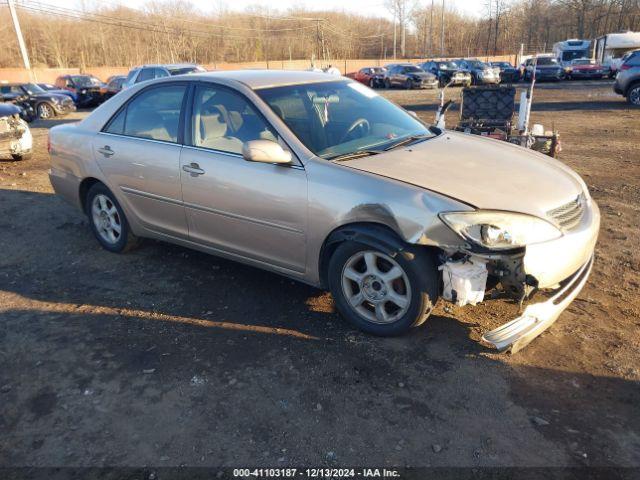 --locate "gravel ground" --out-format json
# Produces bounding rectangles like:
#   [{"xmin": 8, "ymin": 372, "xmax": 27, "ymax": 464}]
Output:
[{"xmin": 0, "ymin": 79, "xmax": 638, "ymax": 468}]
